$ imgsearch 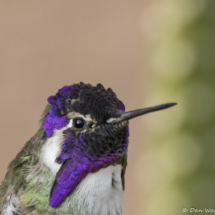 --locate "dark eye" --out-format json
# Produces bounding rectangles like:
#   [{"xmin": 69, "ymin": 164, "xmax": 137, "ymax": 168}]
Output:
[{"xmin": 74, "ymin": 118, "xmax": 85, "ymax": 128}]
